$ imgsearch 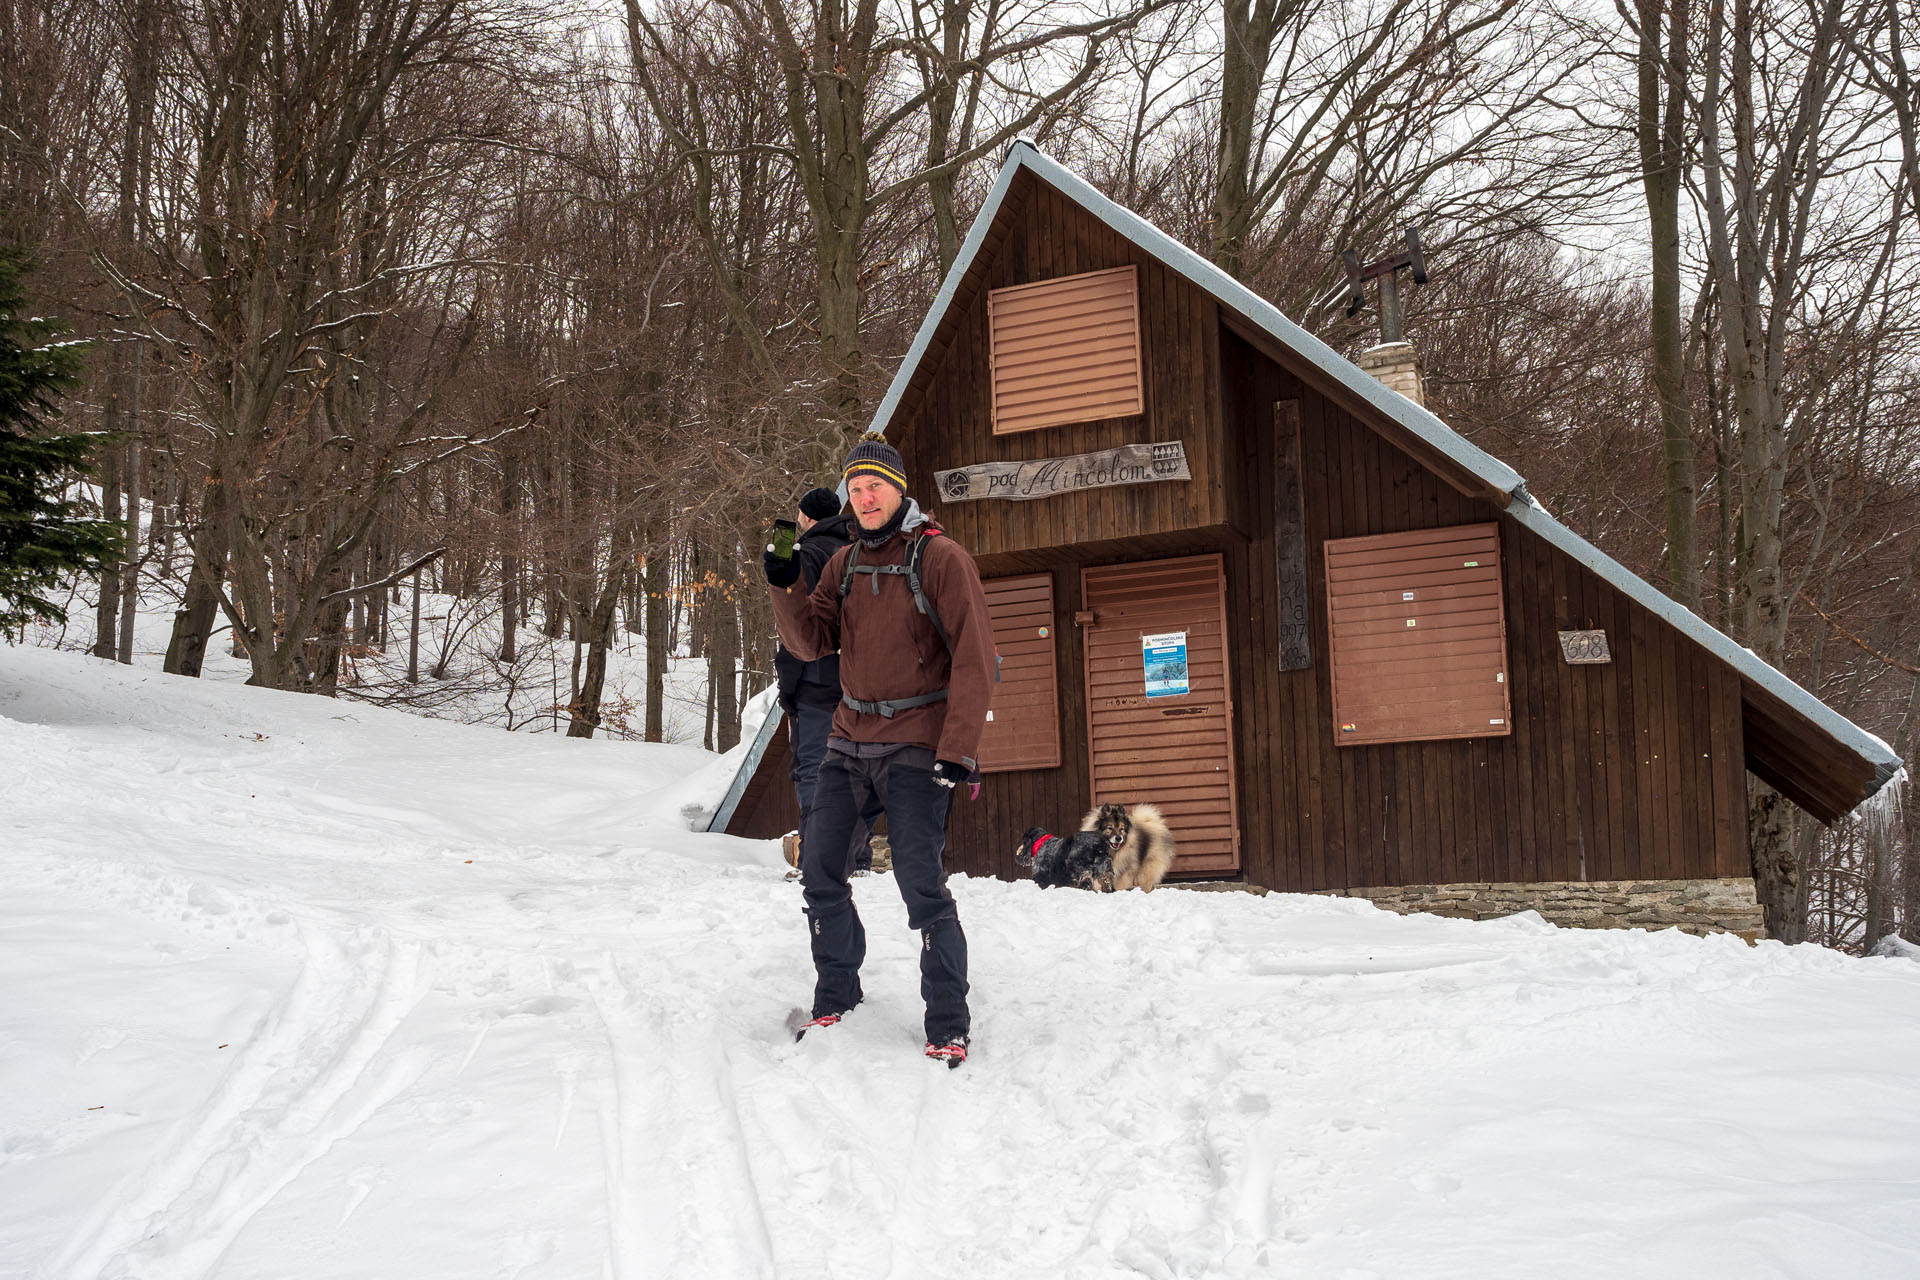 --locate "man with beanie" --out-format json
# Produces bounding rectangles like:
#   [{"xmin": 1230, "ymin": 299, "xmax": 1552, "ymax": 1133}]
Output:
[
  {"xmin": 773, "ymin": 487, "xmax": 879, "ymax": 875},
  {"xmin": 762, "ymin": 432, "xmax": 995, "ymax": 1067}
]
